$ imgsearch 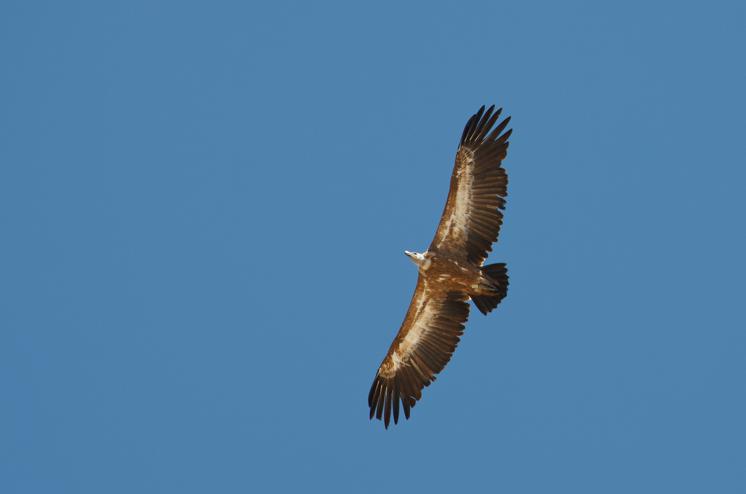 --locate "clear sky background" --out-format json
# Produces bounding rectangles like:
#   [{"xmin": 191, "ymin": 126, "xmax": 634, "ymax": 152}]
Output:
[{"xmin": 2, "ymin": 1, "xmax": 745, "ymax": 493}]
